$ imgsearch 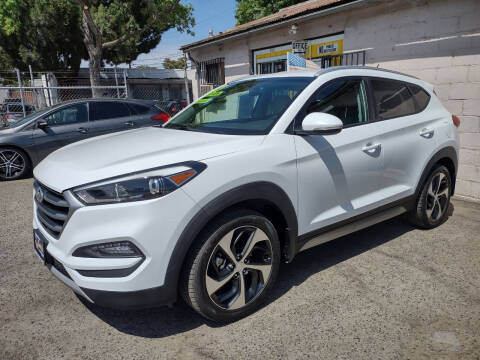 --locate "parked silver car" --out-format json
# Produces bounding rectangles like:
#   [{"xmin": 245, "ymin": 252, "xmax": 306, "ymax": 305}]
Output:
[{"xmin": 0, "ymin": 99, "xmax": 167, "ymax": 181}]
